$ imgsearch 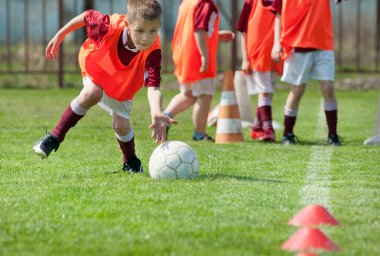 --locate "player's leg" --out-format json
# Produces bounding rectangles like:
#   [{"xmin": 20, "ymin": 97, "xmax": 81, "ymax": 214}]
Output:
[
  {"xmin": 281, "ymin": 51, "xmax": 313, "ymax": 145},
  {"xmin": 191, "ymin": 78, "xmax": 216, "ymax": 141},
  {"xmin": 112, "ymin": 114, "xmax": 143, "ymax": 173},
  {"xmin": 253, "ymin": 71, "xmax": 276, "ymax": 142},
  {"xmin": 311, "ymin": 50, "xmax": 341, "ymax": 146},
  {"xmin": 33, "ymin": 77, "xmax": 103, "ymax": 158},
  {"xmin": 163, "ymin": 89, "xmax": 197, "ymax": 118}
]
